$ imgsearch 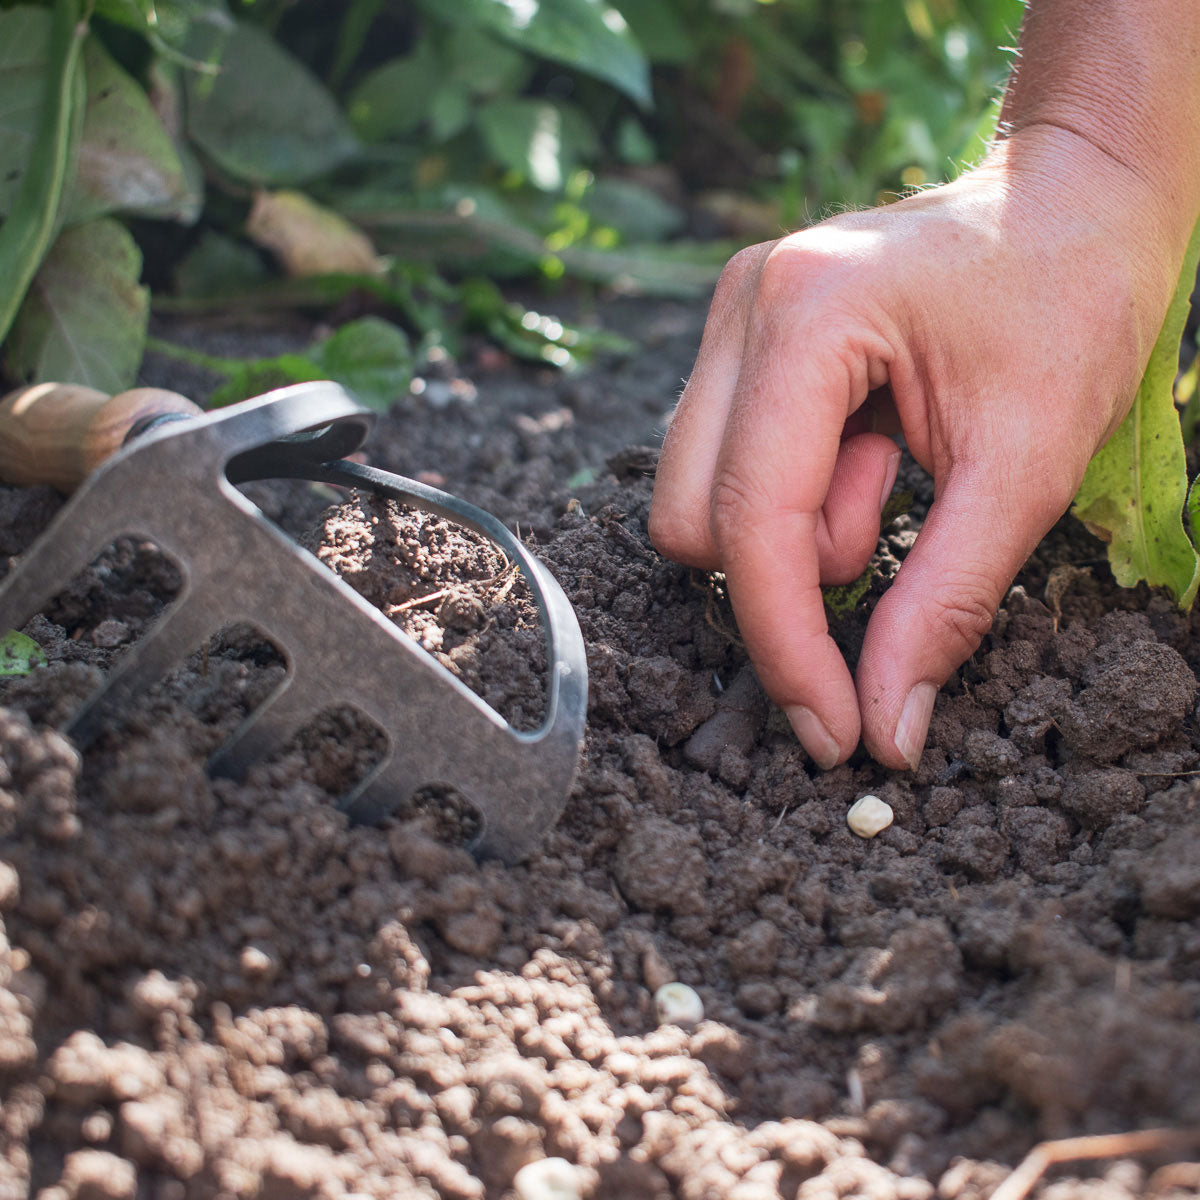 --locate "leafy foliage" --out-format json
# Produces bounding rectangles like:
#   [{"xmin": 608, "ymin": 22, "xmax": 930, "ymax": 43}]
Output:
[
  {"xmin": 0, "ymin": 0, "xmax": 86, "ymax": 350},
  {"xmin": 6, "ymin": 217, "xmax": 149, "ymax": 392},
  {"xmin": 0, "ymin": 0, "xmax": 1024, "ymax": 399},
  {"xmin": 1073, "ymin": 219, "xmax": 1200, "ymax": 608},
  {"xmin": 183, "ymin": 15, "xmax": 360, "ymax": 185}
]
